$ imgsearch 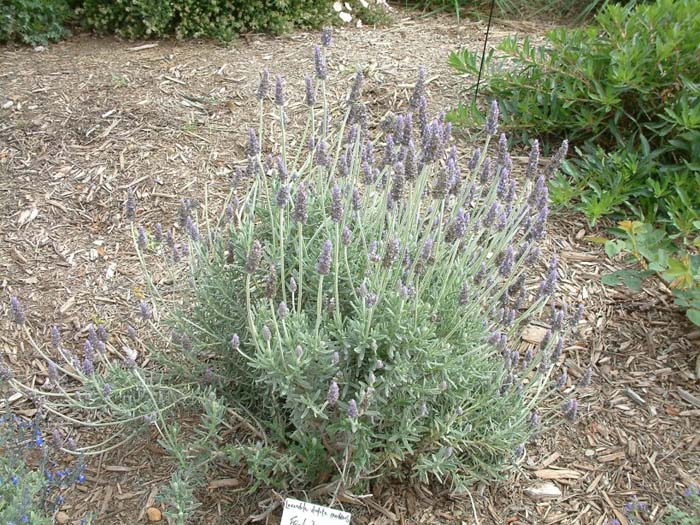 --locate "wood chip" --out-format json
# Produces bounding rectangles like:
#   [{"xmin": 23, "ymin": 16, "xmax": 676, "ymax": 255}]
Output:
[
  {"xmin": 534, "ymin": 468, "xmax": 582, "ymax": 480},
  {"xmin": 524, "ymin": 482, "xmax": 562, "ymax": 500},
  {"xmin": 207, "ymin": 478, "xmax": 241, "ymax": 490}
]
